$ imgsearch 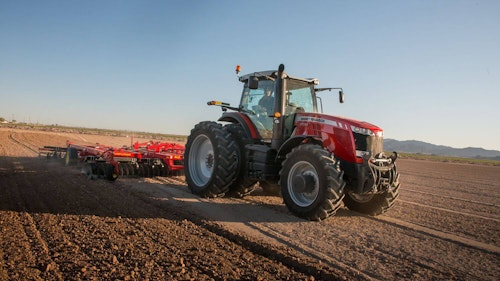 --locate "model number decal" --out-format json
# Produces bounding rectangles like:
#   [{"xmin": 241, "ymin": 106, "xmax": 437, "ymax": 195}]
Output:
[{"xmin": 296, "ymin": 116, "xmax": 348, "ymax": 130}]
